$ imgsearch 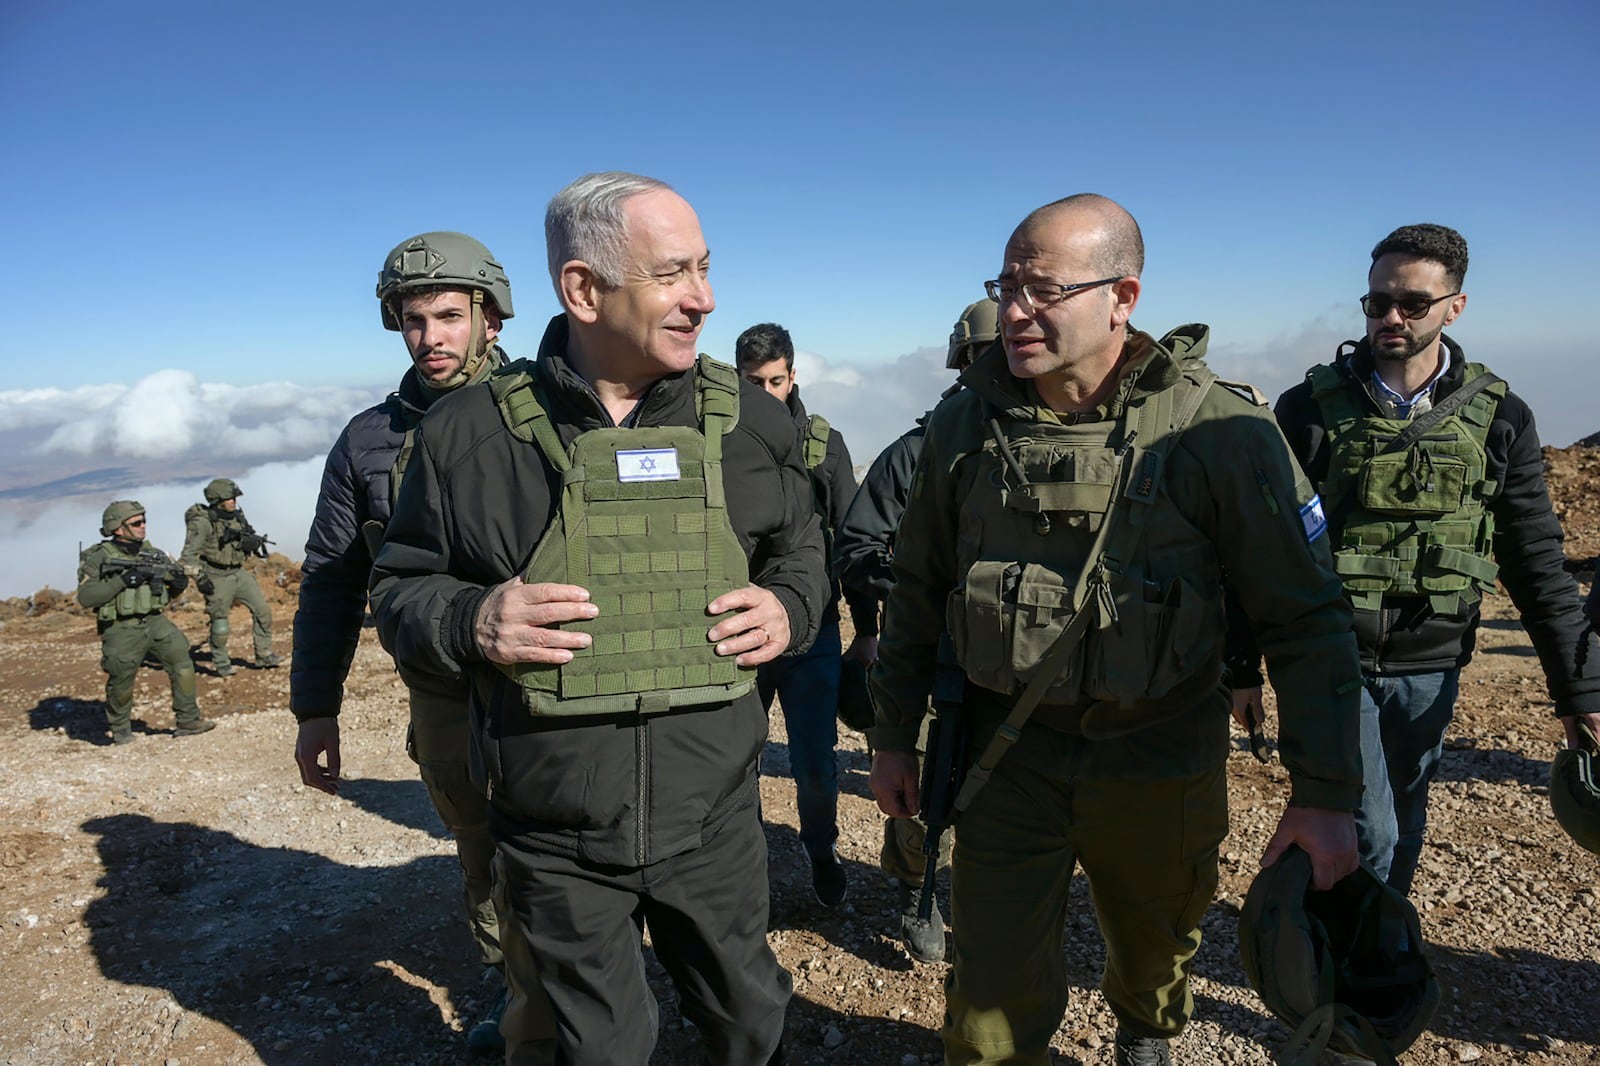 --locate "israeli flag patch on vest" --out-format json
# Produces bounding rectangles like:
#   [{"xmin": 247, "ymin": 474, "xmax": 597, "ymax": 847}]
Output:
[
  {"xmin": 1299, "ymin": 494, "xmax": 1327, "ymax": 542},
  {"xmin": 617, "ymin": 447, "xmax": 681, "ymax": 482}
]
